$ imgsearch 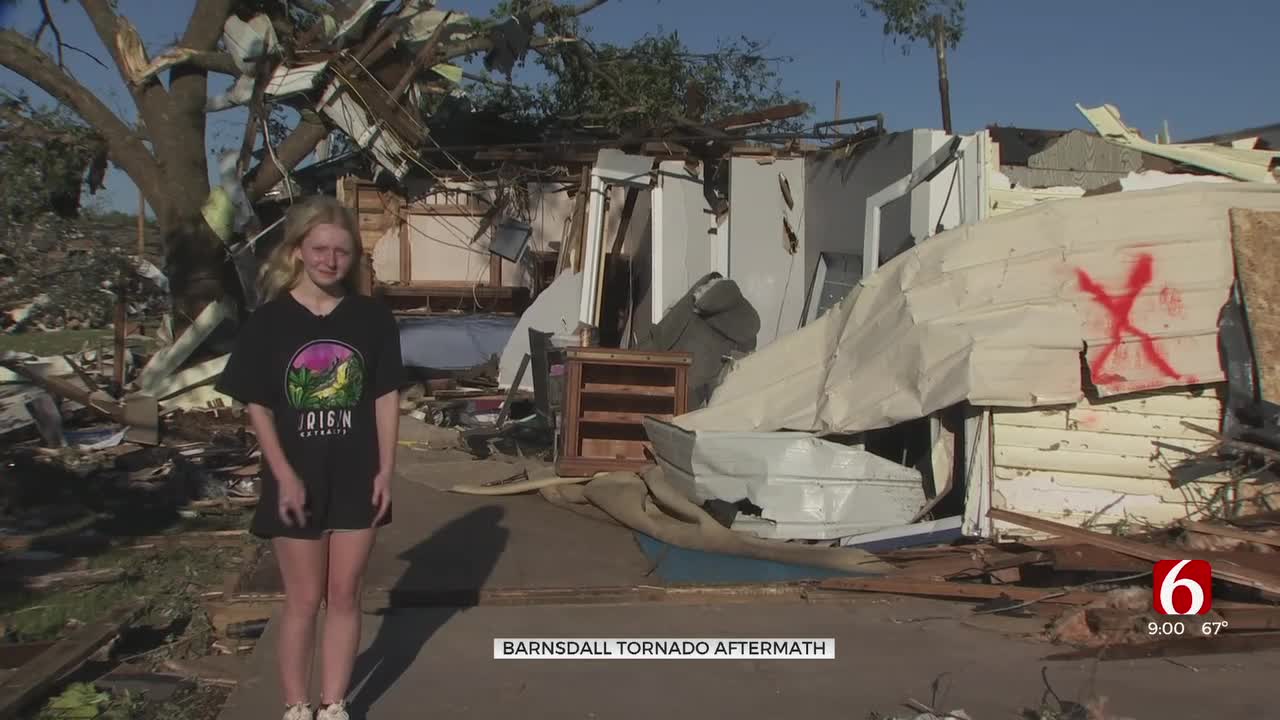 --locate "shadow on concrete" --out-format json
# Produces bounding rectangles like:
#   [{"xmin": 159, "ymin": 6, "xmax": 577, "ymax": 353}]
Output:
[{"xmin": 347, "ymin": 505, "xmax": 508, "ymax": 718}]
